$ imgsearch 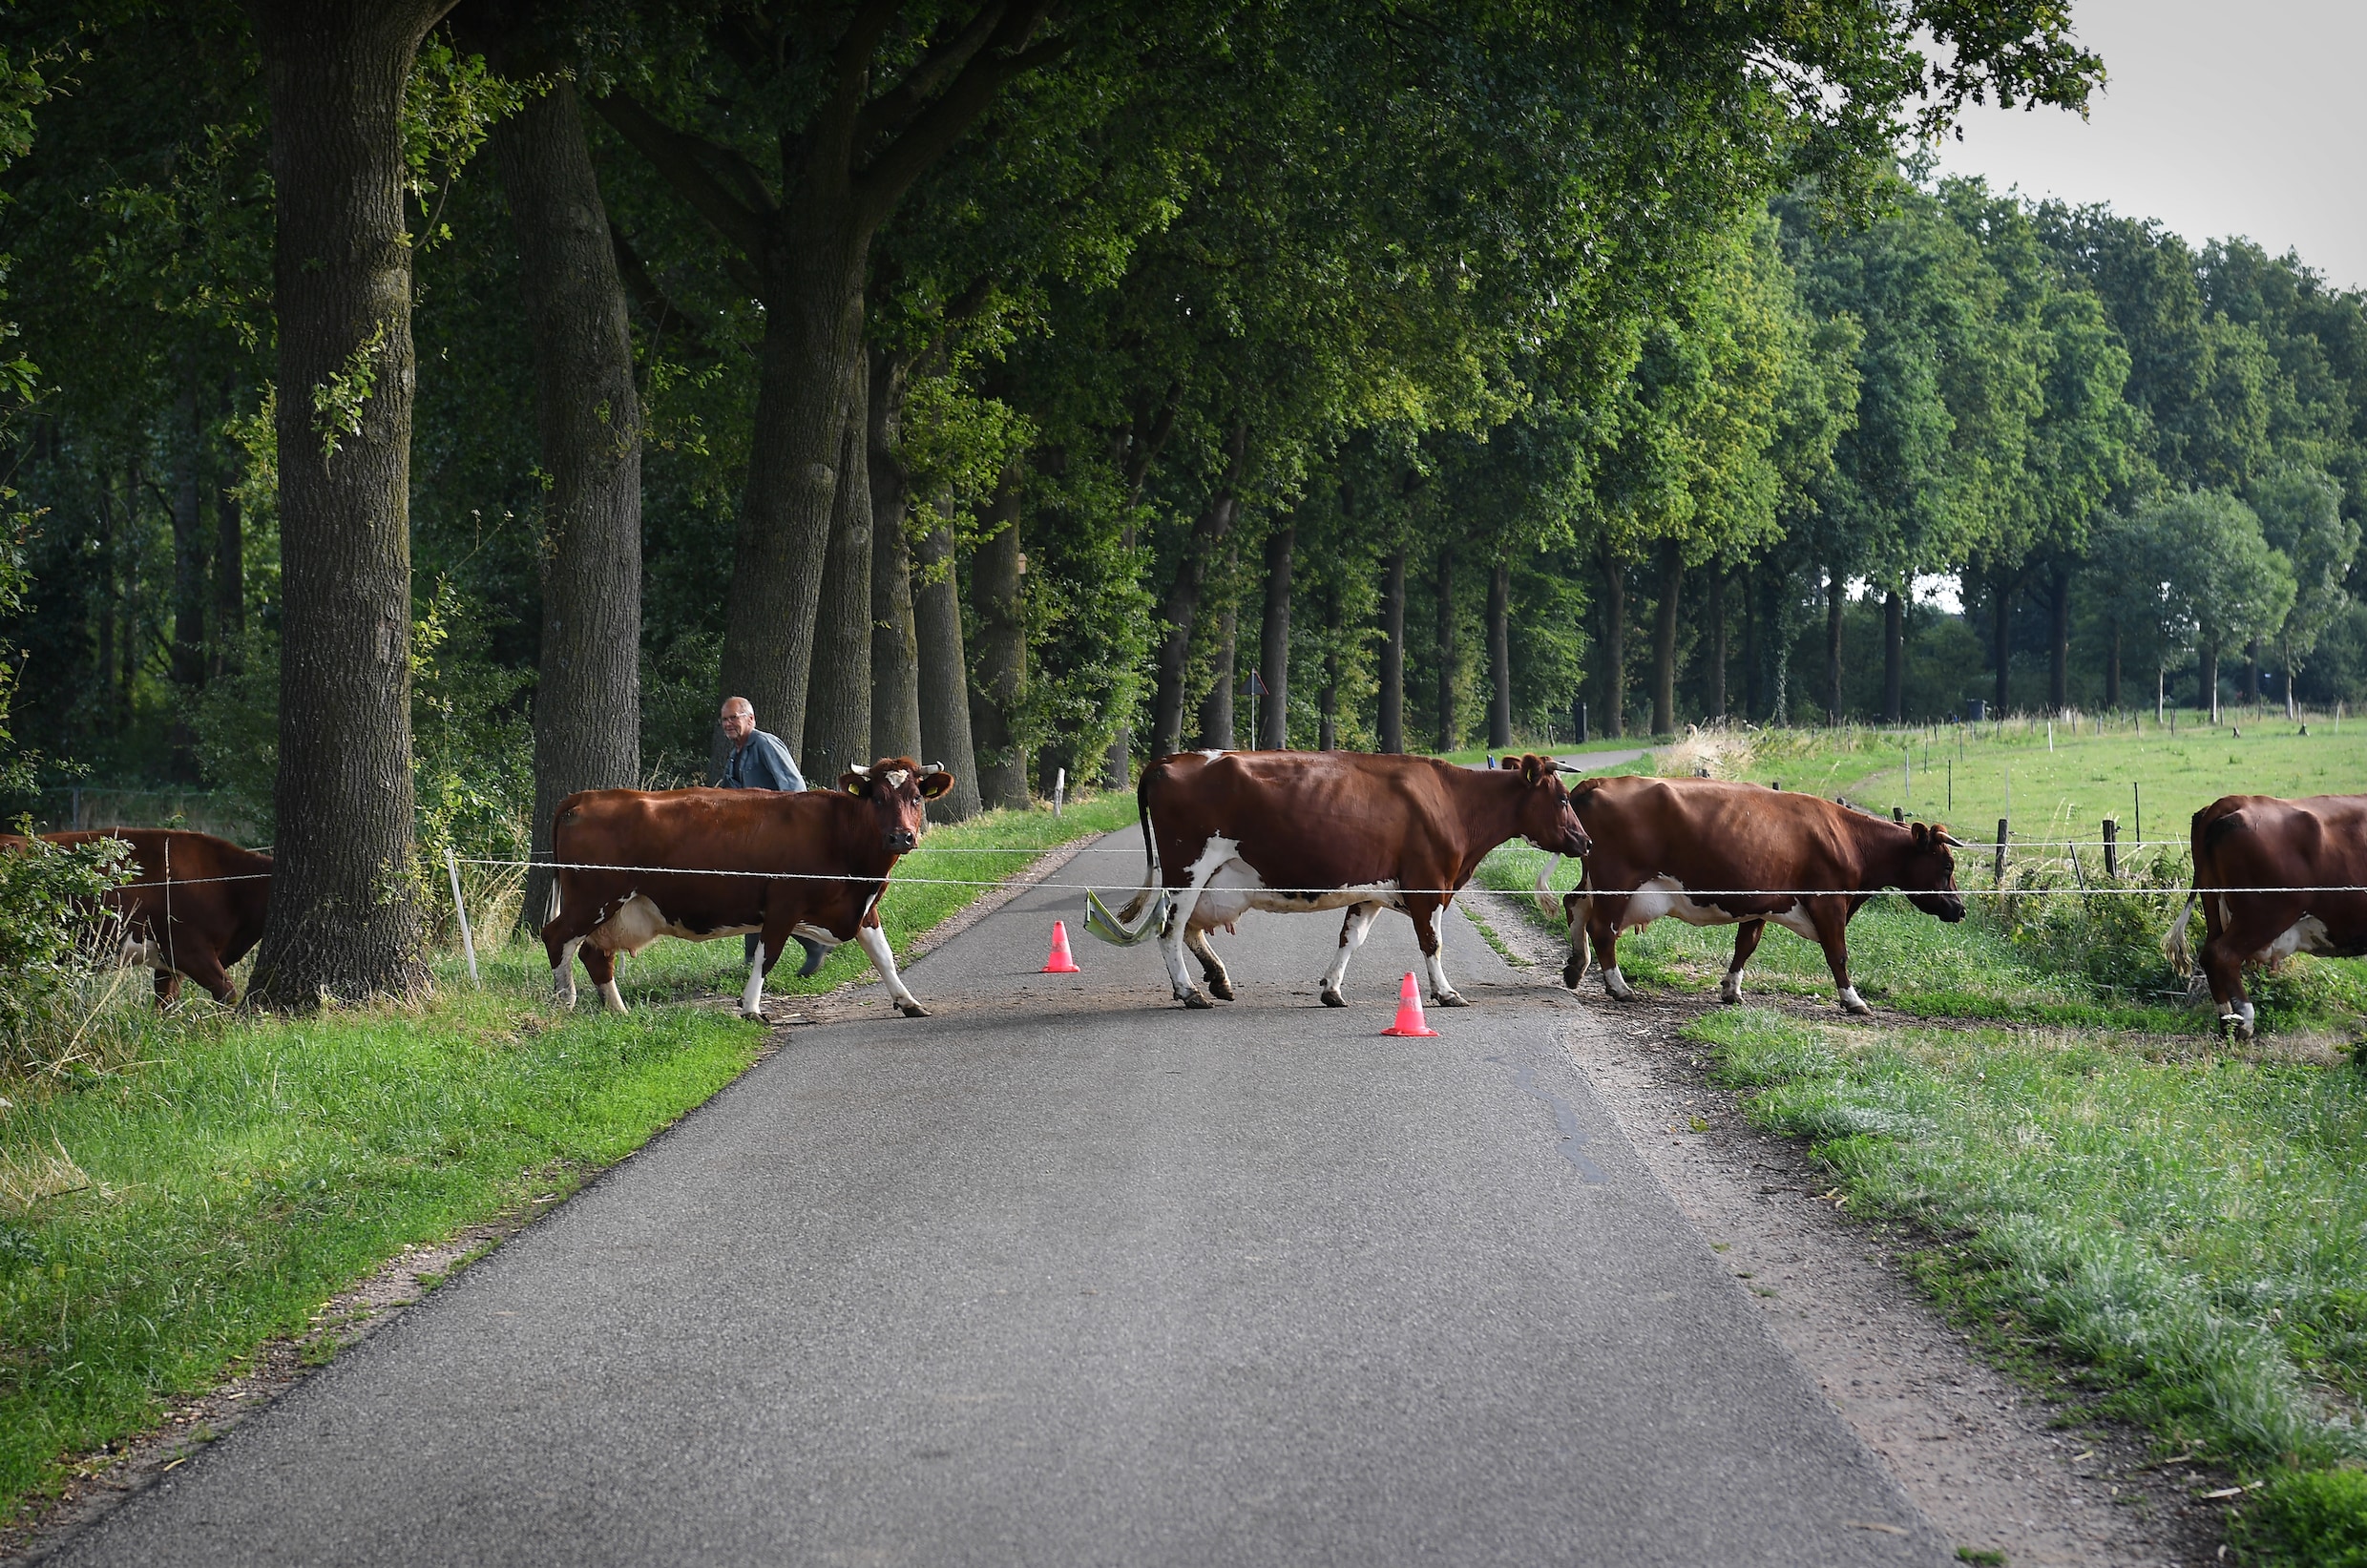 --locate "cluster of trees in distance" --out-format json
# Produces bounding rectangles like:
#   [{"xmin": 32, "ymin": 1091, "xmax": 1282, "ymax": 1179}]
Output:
[{"xmin": 0, "ymin": 0, "xmax": 2172, "ymax": 1001}]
